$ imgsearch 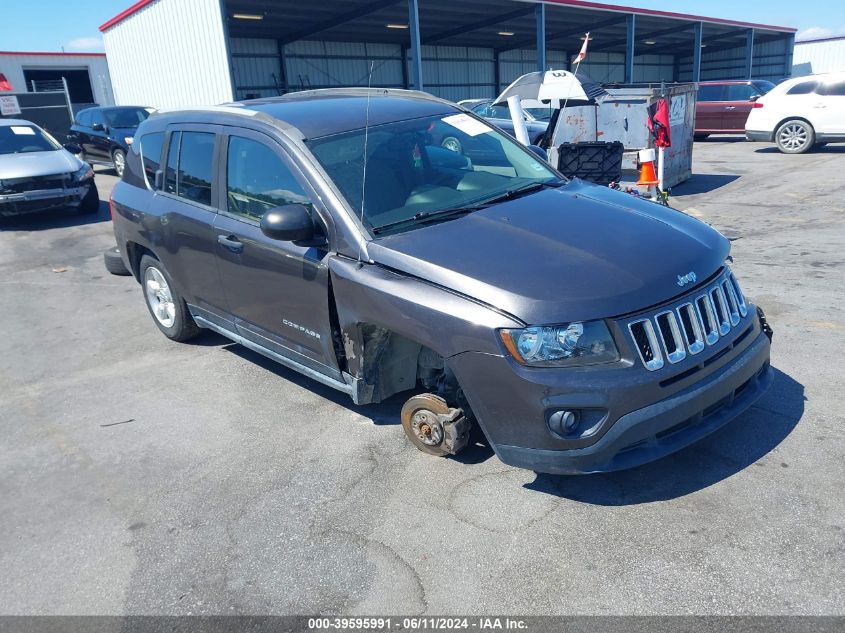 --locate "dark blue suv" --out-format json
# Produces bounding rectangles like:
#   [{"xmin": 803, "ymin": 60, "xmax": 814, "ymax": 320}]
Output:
[{"xmin": 68, "ymin": 106, "xmax": 151, "ymax": 177}]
